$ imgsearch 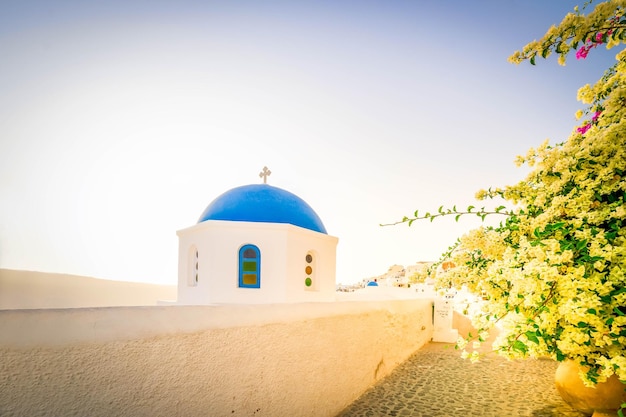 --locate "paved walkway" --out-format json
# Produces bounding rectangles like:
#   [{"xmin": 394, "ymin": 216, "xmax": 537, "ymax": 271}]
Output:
[{"xmin": 336, "ymin": 342, "xmax": 586, "ymax": 417}]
